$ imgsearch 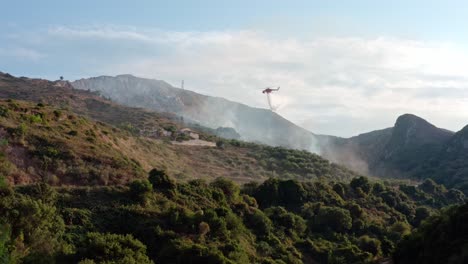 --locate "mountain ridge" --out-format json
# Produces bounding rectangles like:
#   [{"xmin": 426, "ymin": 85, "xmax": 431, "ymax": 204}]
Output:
[
  {"xmin": 70, "ymin": 74, "xmax": 468, "ymax": 193},
  {"xmin": 72, "ymin": 74, "xmax": 320, "ymax": 152}
]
